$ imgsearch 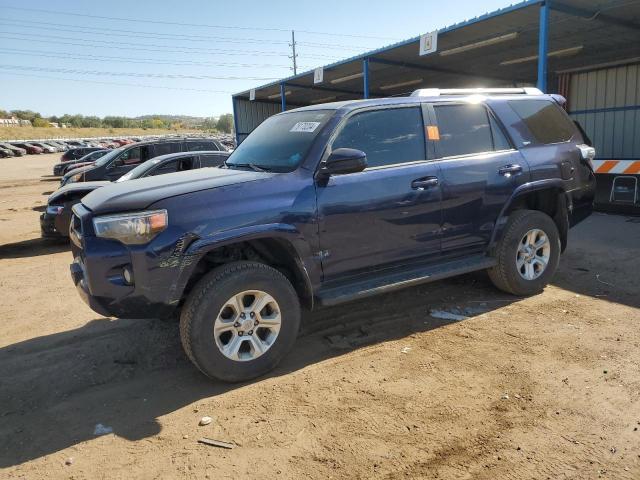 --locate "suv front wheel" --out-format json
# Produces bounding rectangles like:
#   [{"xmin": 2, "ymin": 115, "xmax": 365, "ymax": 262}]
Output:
[
  {"xmin": 488, "ymin": 209, "xmax": 561, "ymax": 296},
  {"xmin": 180, "ymin": 261, "xmax": 301, "ymax": 382}
]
